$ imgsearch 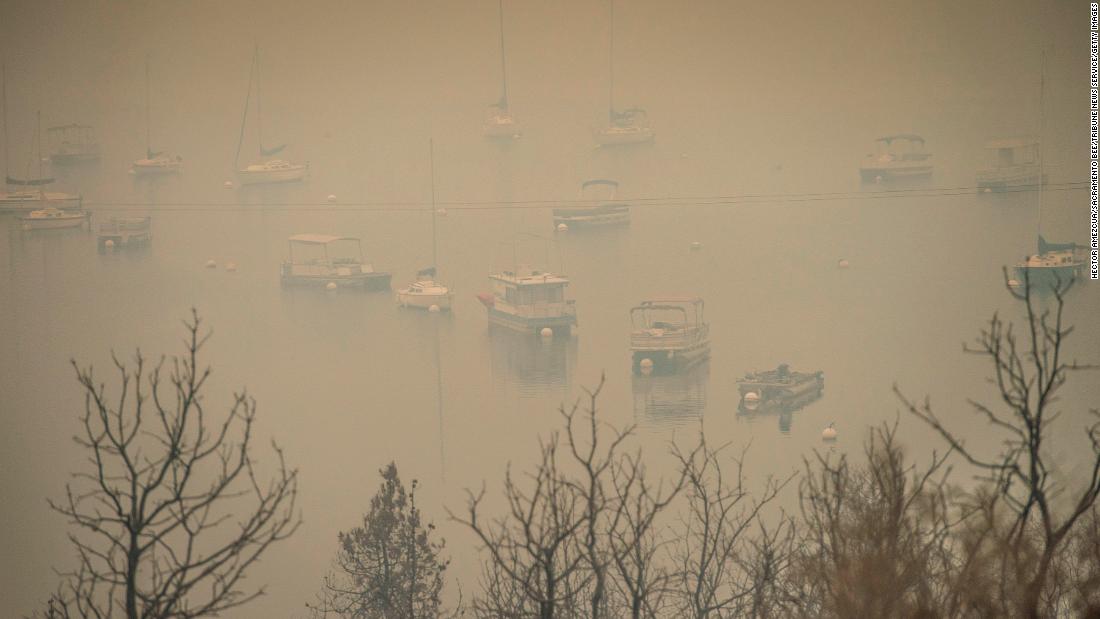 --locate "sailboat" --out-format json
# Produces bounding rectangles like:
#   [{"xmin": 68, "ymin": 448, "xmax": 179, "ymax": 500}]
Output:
[
  {"xmin": 1013, "ymin": 52, "xmax": 1085, "ymax": 289},
  {"xmin": 0, "ymin": 66, "xmax": 82, "ymax": 211},
  {"xmin": 132, "ymin": 57, "xmax": 181, "ymax": 176},
  {"xmin": 484, "ymin": 0, "xmax": 521, "ymax": 139},
  {"xmin": 235, "ymin": 47, "xmax": 308, "ymax": 185},
  {"xmin": 398, "ymin": 140, "xmax": 454, "ymax": 310},
  {"xmin": 595, "ymin": 0, "xmax": 653, "ymax": 146}
]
